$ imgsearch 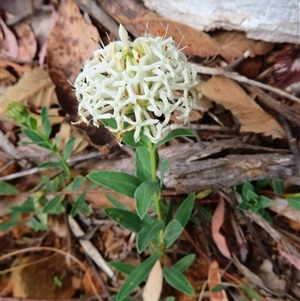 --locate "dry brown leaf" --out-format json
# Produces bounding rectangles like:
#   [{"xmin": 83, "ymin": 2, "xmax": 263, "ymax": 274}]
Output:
[
  {"xmin": 13, "ymin": 22, "xmax": 37, "ymax": 61},
  {"xmin": 268, "ymin": 197, "xmax": 300, "ymax": 225},
  {"xmin": 1, "ymin": 68, "xmax": 58, "ymax": 119},
  {"xmin": 198, "ymin": 76, "xmax": 285, "ymax": 139},
  {"xmin": 100, "ymin": 0, "xmax": 220, "ymax": 58},
  {"xmin": 55, "ymin": 122, "xmax": 89, "ymax": 154},
  {"xmin": 46, "ymin": 0, "xmax": 117, "ymax": 150},
  {"xmin": 0, "ymin": 67, "xmax": 17, "ymax": 86},
  {"xmin": 208, "ymin": 260, "xmax": 229, "ymax": 301},
  {"xmin": 213, "ymin": 31, "xmax": 273, "ymax": 62},
  {"xmin": 211, "ymin": 198, "xmax": 232, "ymax": 259},
  {"xmin": 142, "ymin": 260, "xmax": 163, "ymax": 301},
  {"xmin": 46, "ymin": 0, "xmax": 99, "ymax": 117},
  {"xmin": 258, "ymin": 260, "xmax": 287, "ymax": 294},
  {"xmin": 101, "ymin": 0, "xmax": 273, "ymax": 61}
]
